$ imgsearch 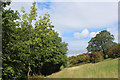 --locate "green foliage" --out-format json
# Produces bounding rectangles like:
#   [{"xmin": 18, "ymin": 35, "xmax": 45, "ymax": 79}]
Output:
[
  {"xmin": 60, "ymin": 65, "xmax": 65, "ymax": 70},
  {"xmin": 2, "ymin": 2, "xmax": 22, "ymax": 79},
  {"xmin": 105, "ymin": 55, "xmax": 109, "ymax": 59},
  {"xmin": 76, "ymin": 53, "xmax": 90, "ymax": 63},
  {"xmin": 68, "ymin": 52, "xmax": 104, "ymax": 66},
  {"xmin": 2, "ymin": 2, "xmax": 68, "ymax": 79},
  {"xmin": 68, "ymin": 53, "xmax": 91, "ymax": 67},
  {"xmin": 91, "ymin": 52, "xmax": 104, "ymax": 63},
  {"xmin": 107, "ymin": 44, "xmax": 120, "ymax": 58},
  {"xmin": 87, "ymin": 30, "xmax": 115, "ymax": 58},
  {"xmin": 69, "ymin": 58, "xmax": 78, "ymax": 65},
  {"xmin": 1, "ymin": 0, "xmax": 11, "ymax": 8}
]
